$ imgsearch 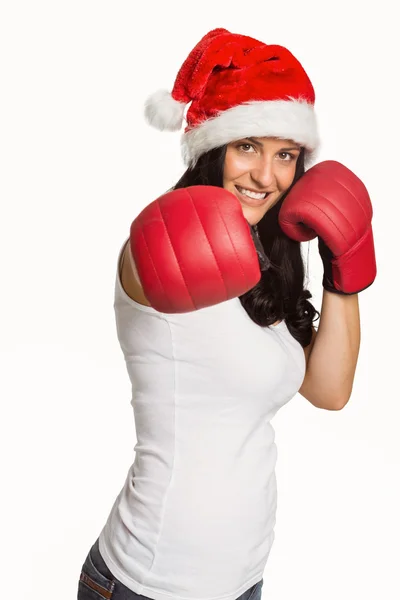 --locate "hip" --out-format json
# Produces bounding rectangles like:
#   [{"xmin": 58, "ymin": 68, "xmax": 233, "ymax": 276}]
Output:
[{"xmin": 77, "ymin": 537, "xmax": 264, "ymax": 600}]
